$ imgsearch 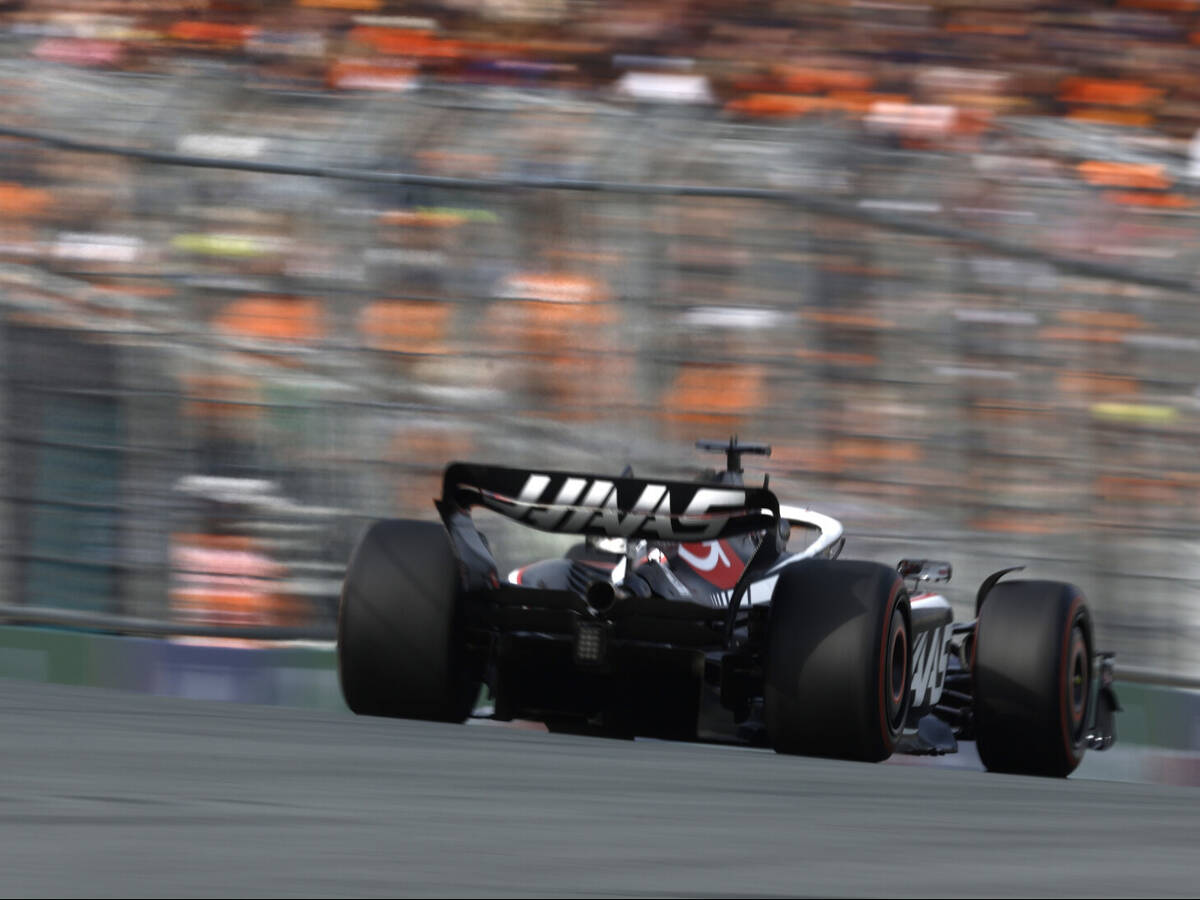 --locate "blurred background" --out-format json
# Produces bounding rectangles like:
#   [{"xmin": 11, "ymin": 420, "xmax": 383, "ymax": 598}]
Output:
[{"xmin": 1, "ymin": 0, "xmax": 1200, "ymax": 678}]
